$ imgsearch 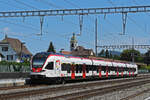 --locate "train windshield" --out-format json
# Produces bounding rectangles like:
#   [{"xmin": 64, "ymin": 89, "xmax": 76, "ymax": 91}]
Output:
[{"xmin": 32, "ymin": 57, "xmax": 47, "ymax": 68}]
